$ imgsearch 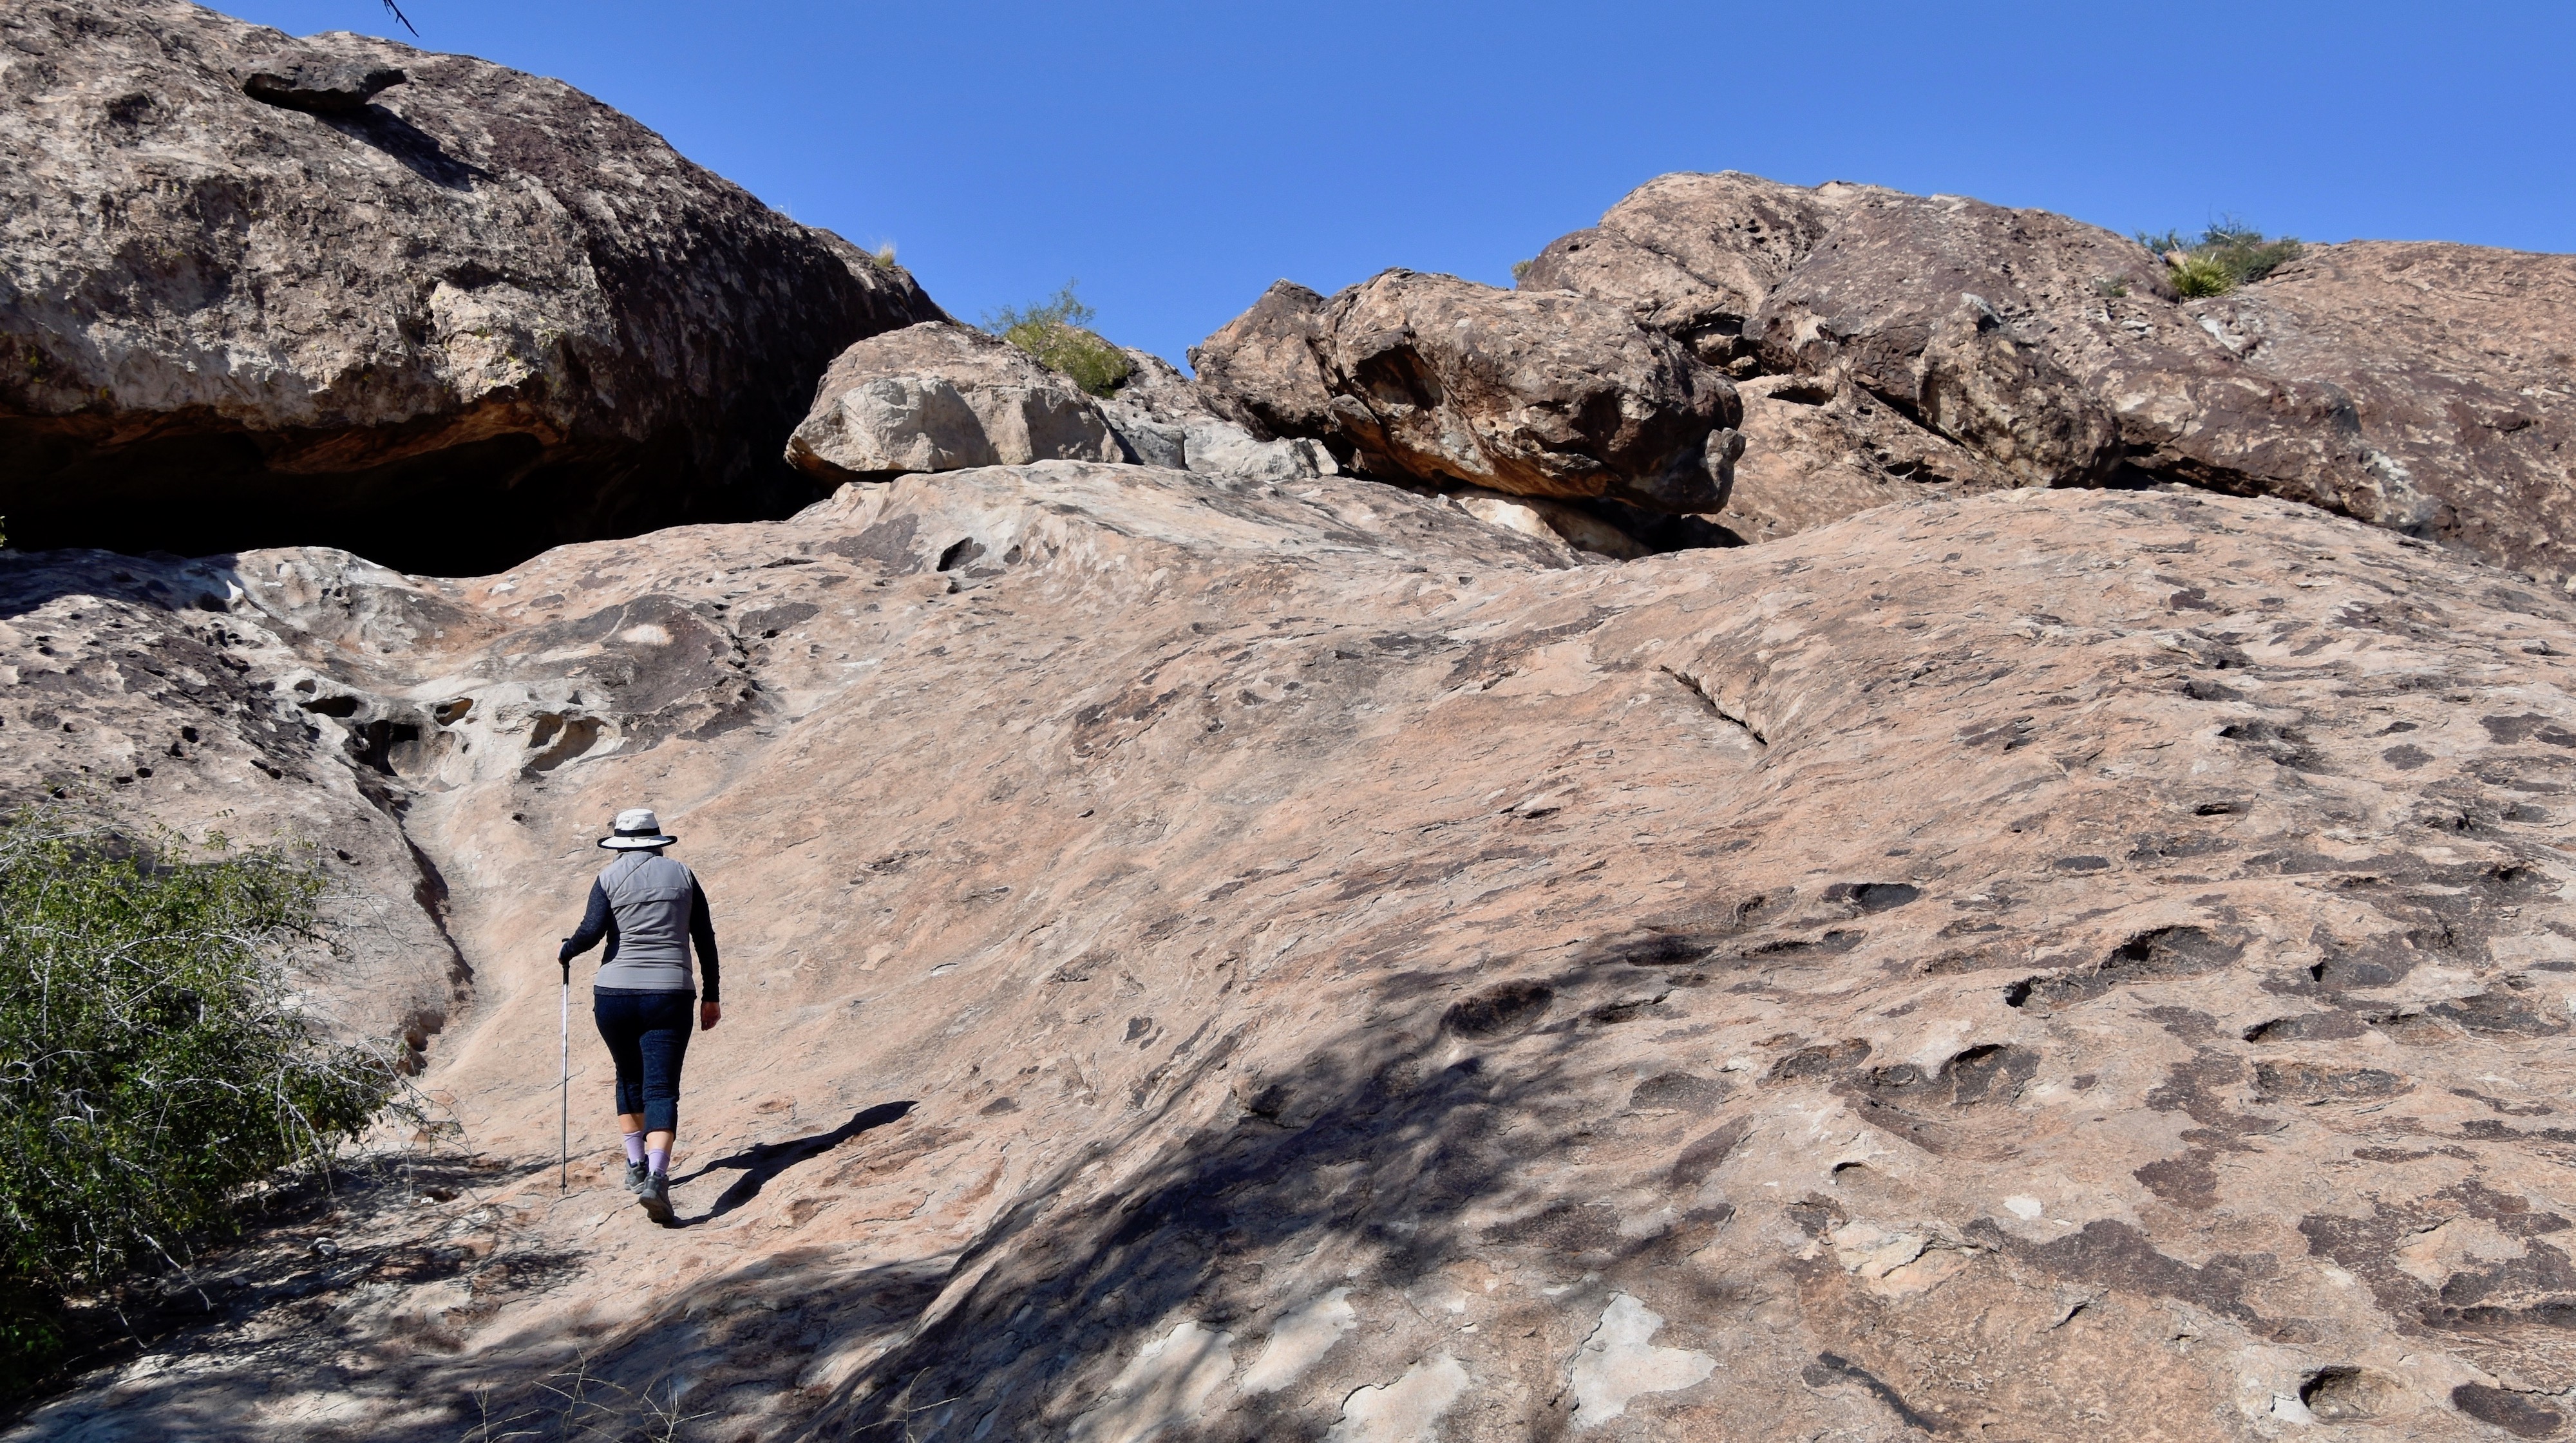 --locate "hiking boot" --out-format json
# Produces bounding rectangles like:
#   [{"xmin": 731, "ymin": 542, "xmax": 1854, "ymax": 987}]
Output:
[
  {"xmin": 637, "ymin": 1171, "xmax": 674, "ymax": 1225},
  {"xmin": 624, "ymin": 1161, "xmax": 650, "ymax": 1195}
]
